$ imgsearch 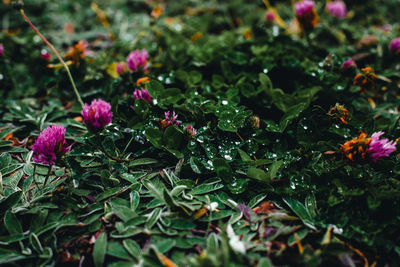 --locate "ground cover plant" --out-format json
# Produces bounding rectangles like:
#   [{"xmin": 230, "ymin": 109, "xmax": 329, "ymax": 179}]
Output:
[{"xmin": 0, "ymin": 0, "xmax": 400, "ymax": 266}]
